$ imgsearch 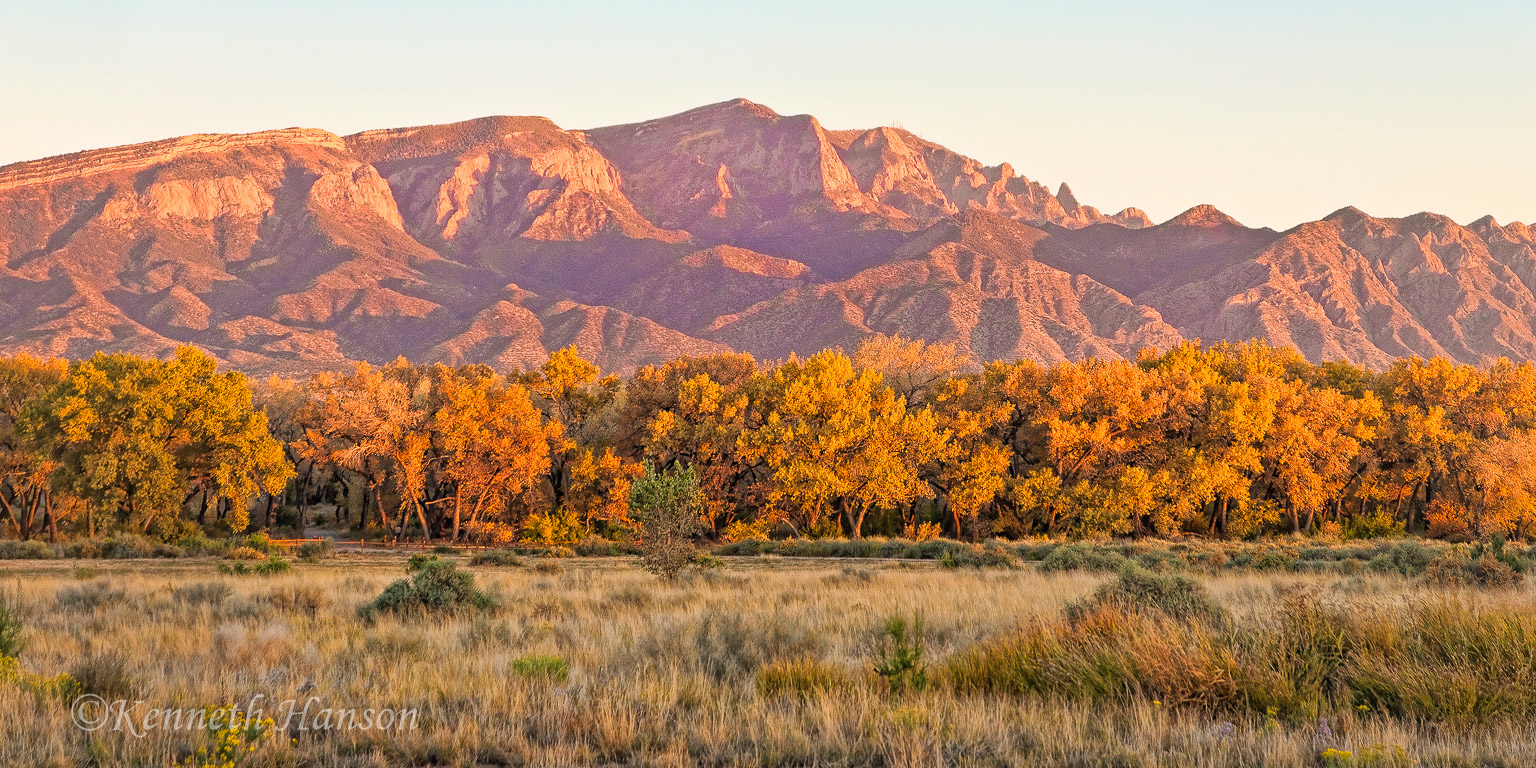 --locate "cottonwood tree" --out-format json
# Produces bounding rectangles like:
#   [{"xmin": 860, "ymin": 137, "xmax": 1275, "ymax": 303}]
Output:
[
  {"xmin": 21, "ymin": 347, "xmax": 291, "ymax": 536},
  {"xmin": 738, "ymin": 350, "xmax": 948, "ymax": 539},
  {"xmin": 435, "ymin": 372, "xmax": 556, "ymax": 540},
  {"xmin": 0, "ymin": 355, "xmax": 67, "ymax": 540}
]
